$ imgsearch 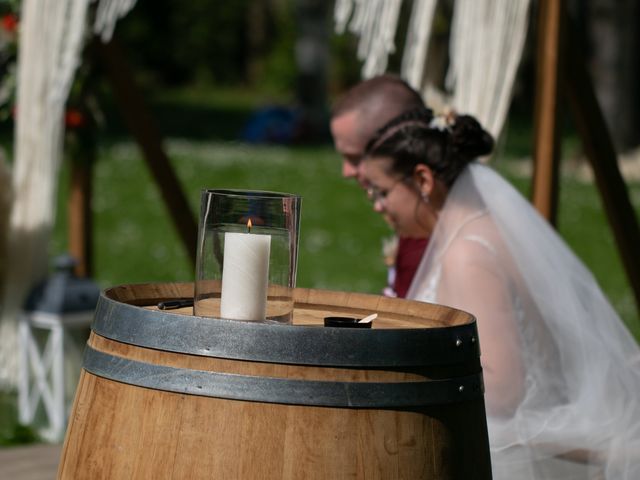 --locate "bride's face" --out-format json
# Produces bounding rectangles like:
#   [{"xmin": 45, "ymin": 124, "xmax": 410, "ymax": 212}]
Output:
[{"xmin": 362, "ymin": 157, "xmax": 430, "ymax": 238}]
